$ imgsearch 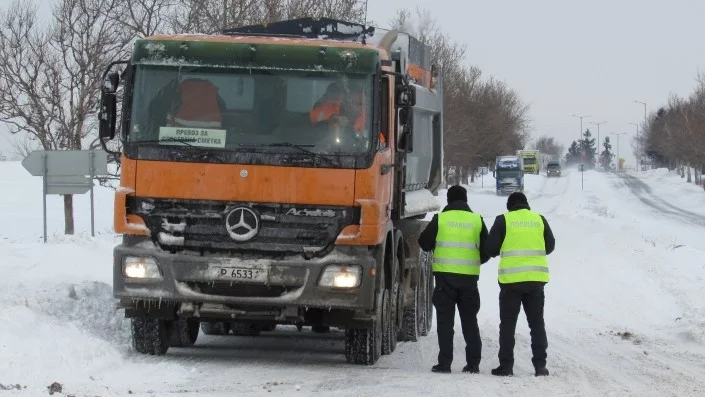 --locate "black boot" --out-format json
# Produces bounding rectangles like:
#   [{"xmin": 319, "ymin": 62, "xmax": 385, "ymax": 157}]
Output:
[
  {"xmin": 491, "ymin": 365, "xmax": 513, "ymax": 376},
  {"xmin": 535, "ymin": 367, "xmax": 549, "ymax": 376},
  {"xmin": 462, "ymin": 364, "xmax": 479, "ymax": 374},
  {"xmin": 432, "ymin": 364, "xmax": 451, "ymax": 373}
]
